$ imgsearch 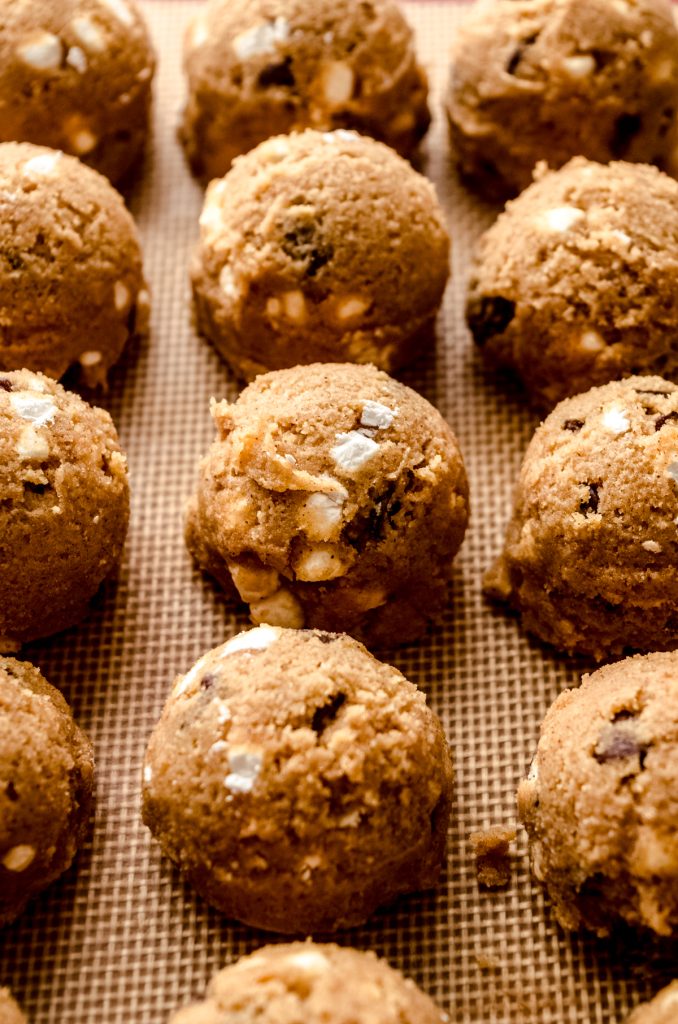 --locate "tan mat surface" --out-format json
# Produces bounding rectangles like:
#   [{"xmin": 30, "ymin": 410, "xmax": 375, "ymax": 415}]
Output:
[{"xmin": 2, "ymin": 2, "xmax": 676, "ymax": 1022}]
